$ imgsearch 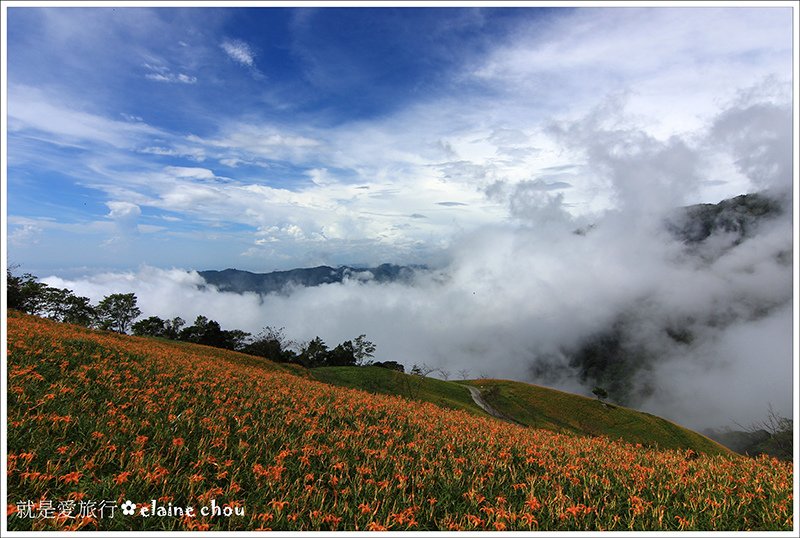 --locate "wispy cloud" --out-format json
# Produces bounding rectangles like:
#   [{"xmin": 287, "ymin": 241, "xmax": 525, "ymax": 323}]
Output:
[
  {"xmin": 8, "ymin": 85, "xmax": 162, "ymax": 149},
  {"xmin": 137, "ymin": 145, "xmax": 206, "ymax": 161},
  {"xmin": 9, "ymin": 223, "xmax": 43, "ymax": 246},
  {"xmin": 145, "ymin": 72, "xmax": 197, "ymax": 84},
  {"xmin": 143, "ymin": 62, "xmax": 197, "ymax": 84},
  {"xmin": 221, "ymin": 39, "xmax": 256, "ymax": 67}
]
